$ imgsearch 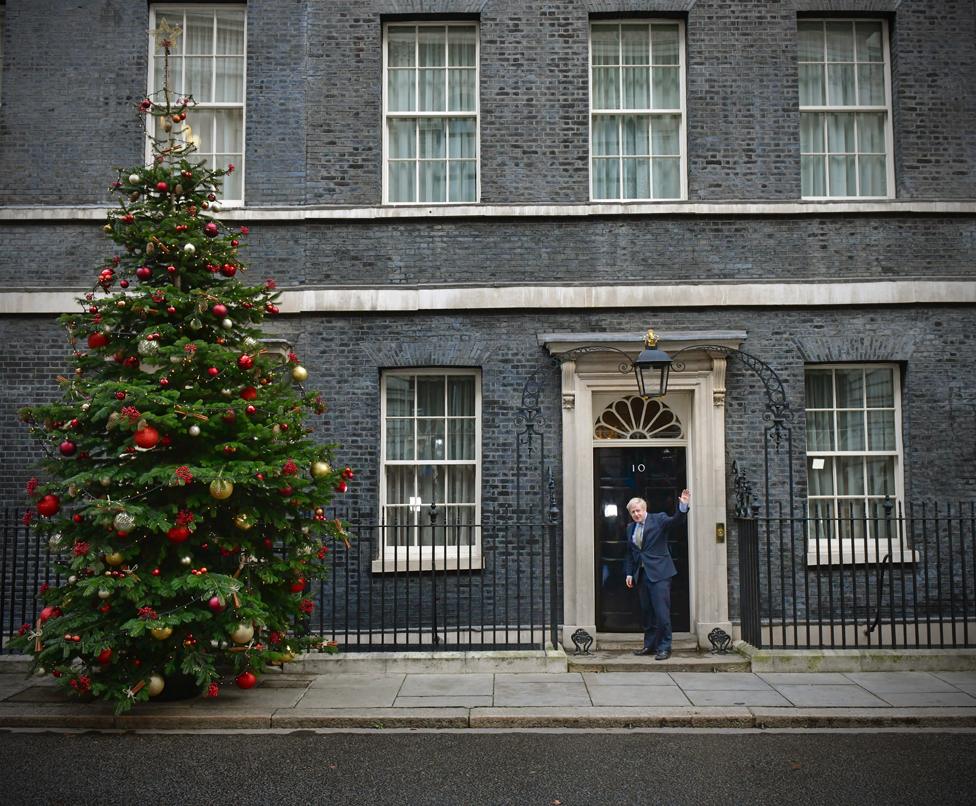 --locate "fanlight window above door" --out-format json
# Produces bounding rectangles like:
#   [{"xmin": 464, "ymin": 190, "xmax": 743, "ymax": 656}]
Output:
[{"xmin": 594, "ymin": 396, "xmax": 683, "ymax": 440}]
